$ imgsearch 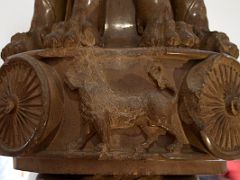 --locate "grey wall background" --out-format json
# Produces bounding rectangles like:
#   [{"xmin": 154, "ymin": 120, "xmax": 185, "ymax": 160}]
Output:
[{"xmin": 0, "ymin": 0, "xmax": 239, "ymax": 180}]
